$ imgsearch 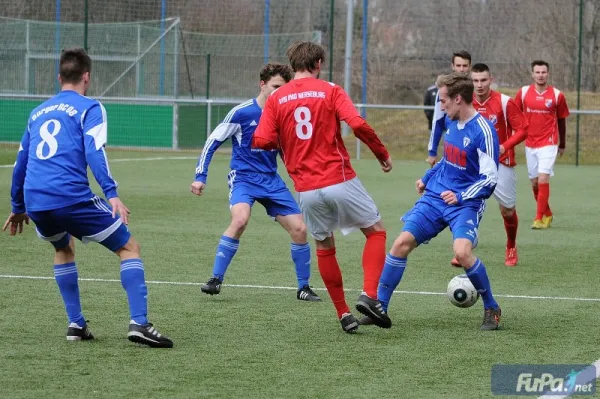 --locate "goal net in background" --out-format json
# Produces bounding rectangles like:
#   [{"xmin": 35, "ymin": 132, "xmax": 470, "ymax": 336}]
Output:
[{"xmin": 1, "ymin": 0, "xmax": 600, "ymax": 164}]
